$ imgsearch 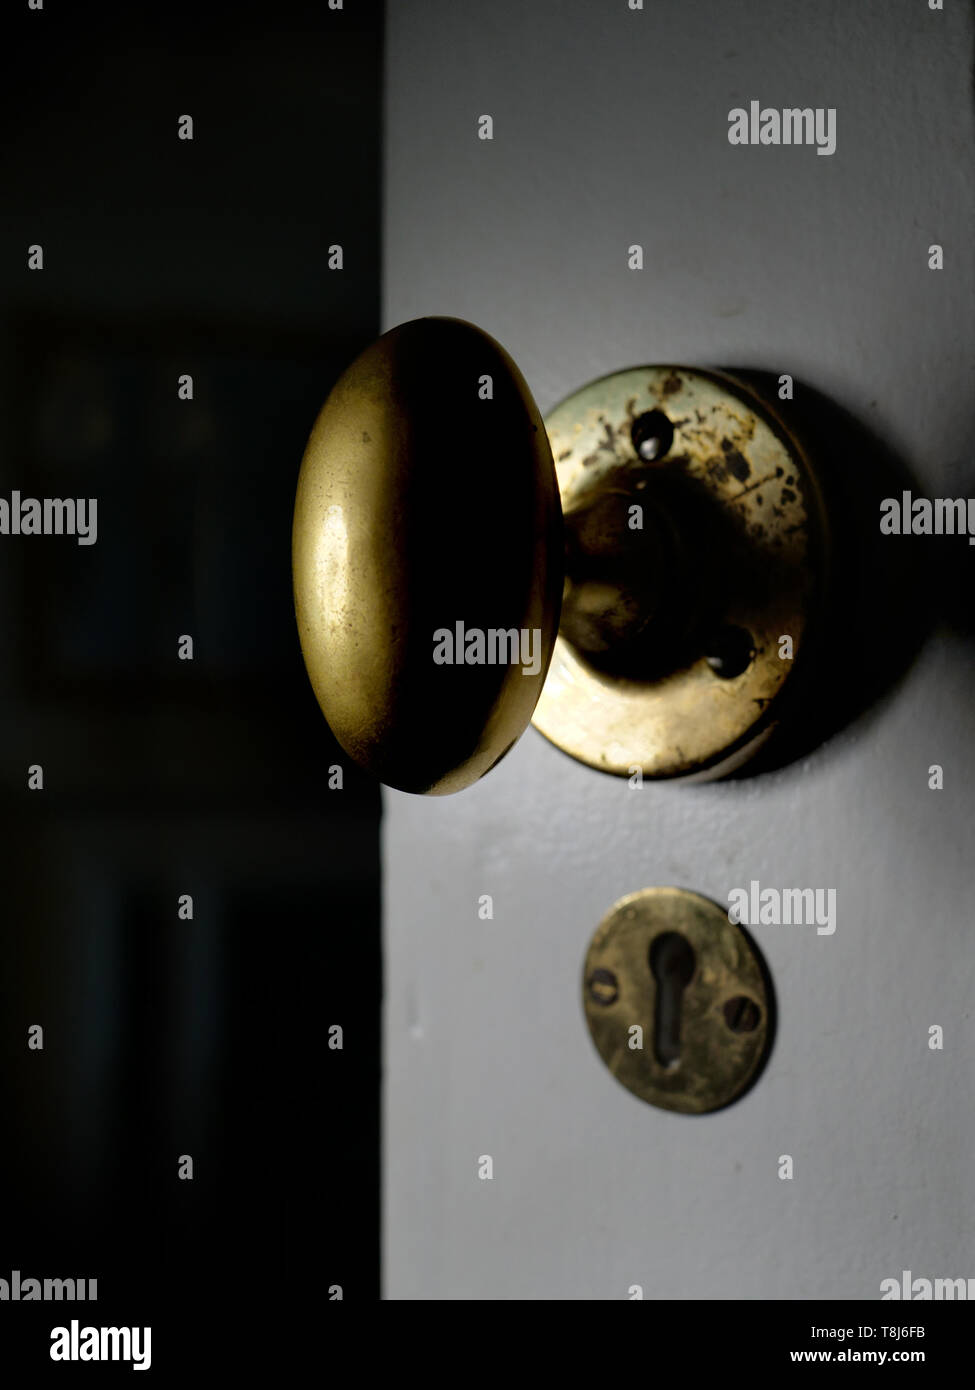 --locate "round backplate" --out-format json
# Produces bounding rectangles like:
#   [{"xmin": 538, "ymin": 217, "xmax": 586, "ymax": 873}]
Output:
[
  {"xmin": 532, "ymin": 366, "xmax": 828, "ymax": 780},
  {"xmin": 583, "ymin": 887, "xmax": 773, "ymax": 1114}
]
